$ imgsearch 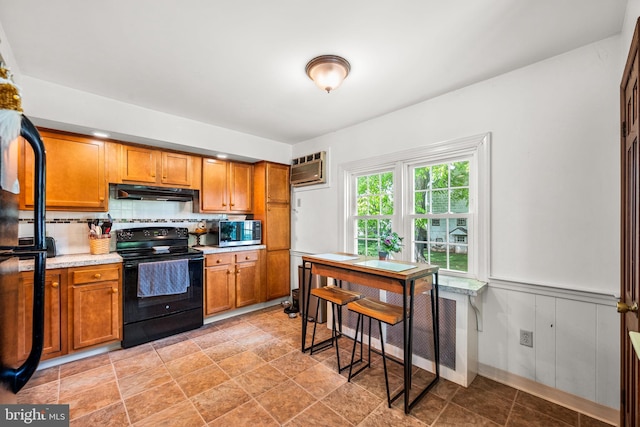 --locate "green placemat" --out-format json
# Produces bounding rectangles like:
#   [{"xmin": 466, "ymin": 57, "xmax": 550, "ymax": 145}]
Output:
[{"xmin": 355, "ymin": 260, "xmax": 416, "ymax": 272}]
